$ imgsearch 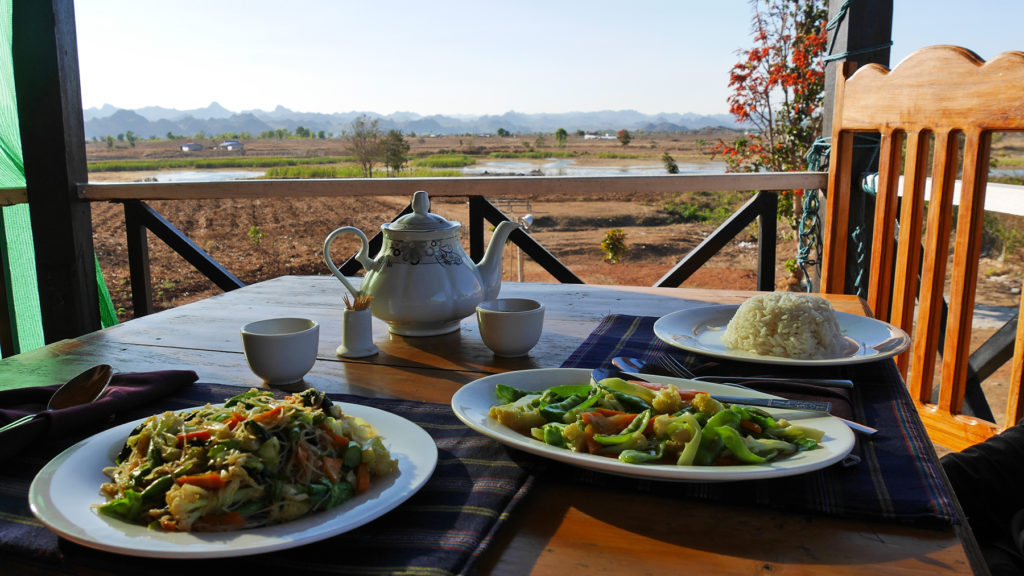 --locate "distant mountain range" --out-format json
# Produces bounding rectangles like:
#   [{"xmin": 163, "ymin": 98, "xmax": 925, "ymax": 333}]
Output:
[{"xmin": 82, "ymin": 102, "xmax": 742, "ymax": 140}]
